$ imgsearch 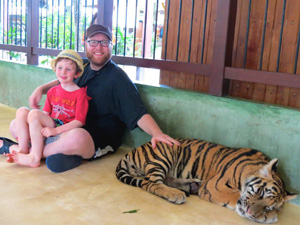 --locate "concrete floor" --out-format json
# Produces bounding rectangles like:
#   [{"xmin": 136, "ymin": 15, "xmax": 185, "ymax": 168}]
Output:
[{"xmin": 0, "ymin": 103, "xmax": 299, "ymax": 225}]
